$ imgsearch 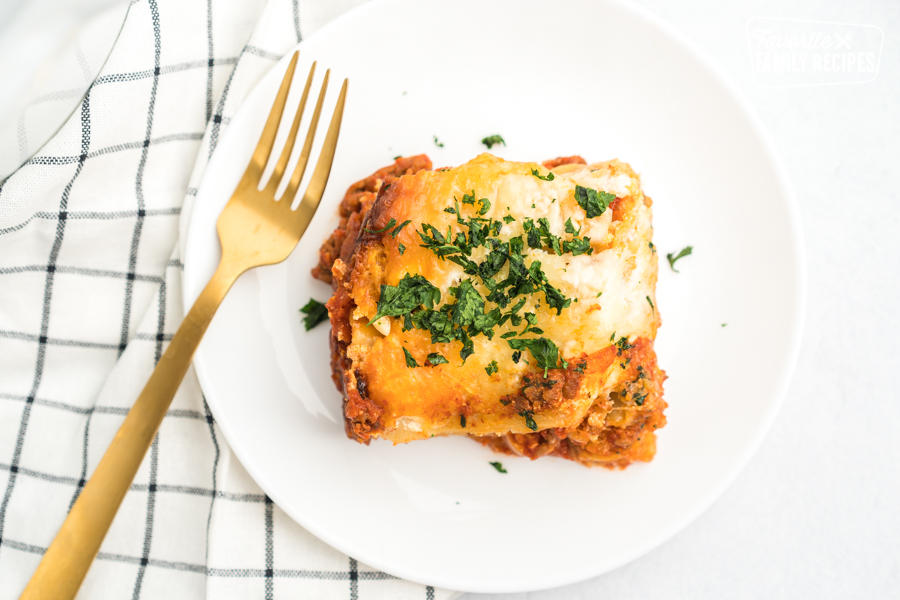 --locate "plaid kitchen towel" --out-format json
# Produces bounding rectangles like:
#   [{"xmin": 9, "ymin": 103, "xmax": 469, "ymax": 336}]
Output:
[{"xmin": 0, "ymin": 0, "xmax": 455, "ymax": 598}]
